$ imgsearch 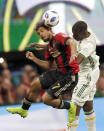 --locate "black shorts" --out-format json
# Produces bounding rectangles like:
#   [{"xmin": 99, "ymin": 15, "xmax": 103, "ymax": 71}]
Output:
[{"xmin": 39, "ymin": 69, "xmax": 78, "ymax": 98}]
